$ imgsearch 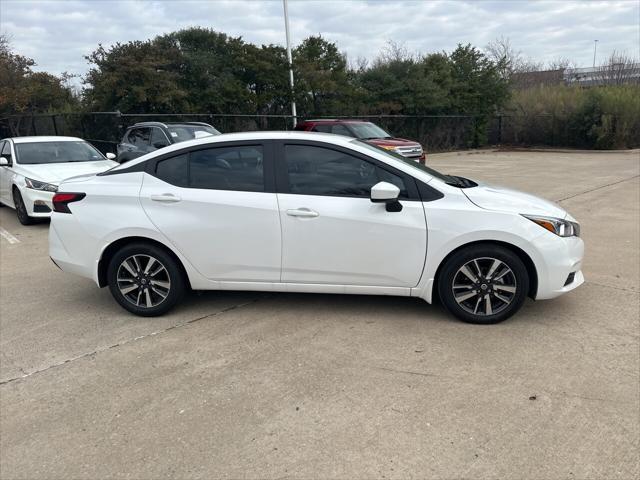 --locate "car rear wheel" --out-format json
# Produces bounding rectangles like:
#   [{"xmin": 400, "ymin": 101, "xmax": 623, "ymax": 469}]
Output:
[
  {"xmin": 107, "ymin": 243, "xmax": 185, "ymax": 316},
  {"xmin": 12, "ymin": 188, "xmax": 35, "ymax": 225},
  {"xmin": 437, "ymin": 244, "xmax": 529, "ymax": 324}
]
